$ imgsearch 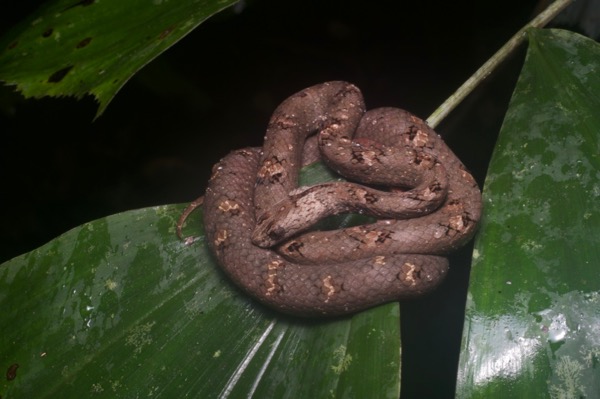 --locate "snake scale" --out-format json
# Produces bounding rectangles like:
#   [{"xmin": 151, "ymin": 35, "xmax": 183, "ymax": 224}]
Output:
[{"xmin": 201, "ymin": 81, "xmax": 482, "ymax": 317}]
